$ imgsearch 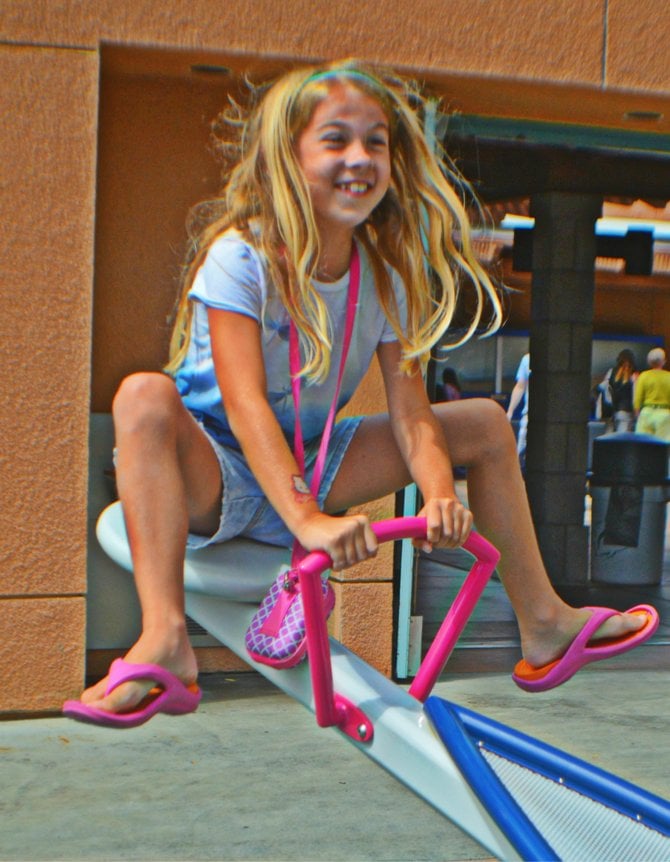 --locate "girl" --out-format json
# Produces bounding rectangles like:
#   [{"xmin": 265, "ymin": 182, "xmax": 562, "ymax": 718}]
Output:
[{"xmin": 66, "ymin": 60, "xmax": 656, "ymax": 725}]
